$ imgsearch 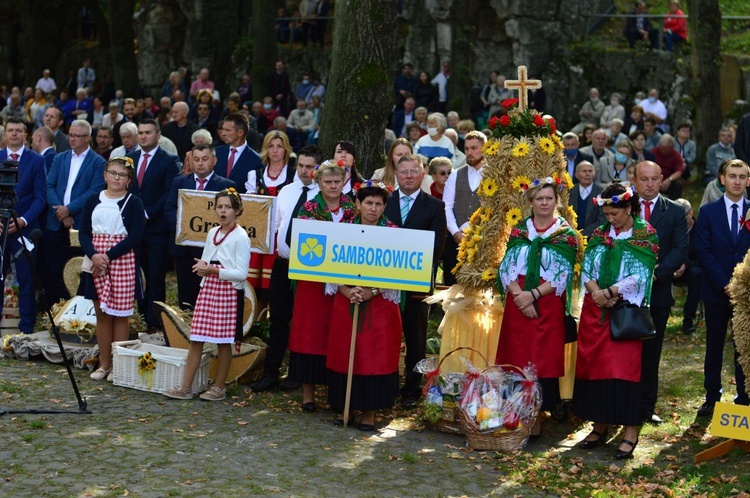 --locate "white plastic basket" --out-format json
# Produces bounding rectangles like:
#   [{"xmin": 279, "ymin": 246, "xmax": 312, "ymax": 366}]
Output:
[{"xmin": 112, "ymin": 340, "xmax": 210, "ymax": 394}]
